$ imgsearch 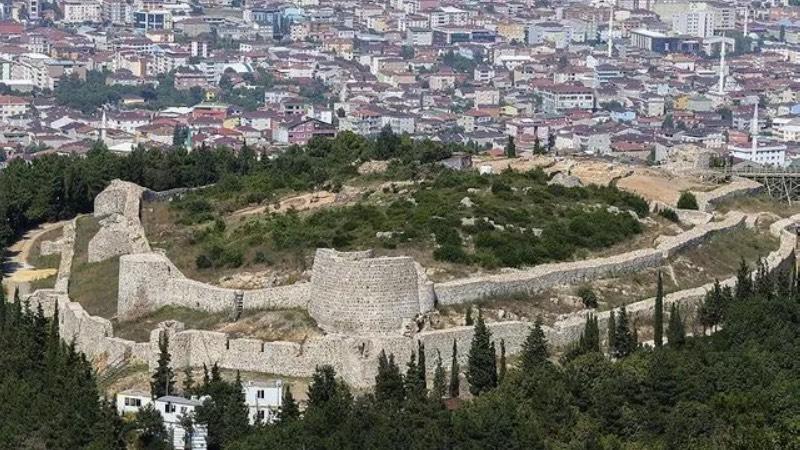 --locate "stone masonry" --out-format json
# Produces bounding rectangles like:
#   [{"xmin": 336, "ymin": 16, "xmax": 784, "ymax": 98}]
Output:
[
  {"xmin": 24, "ymin": 178, "xmax": 798, "ymax": 390},
  {"xmin": 88, "ymin": 179, "xmax": 151, "ymax": 262}
]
